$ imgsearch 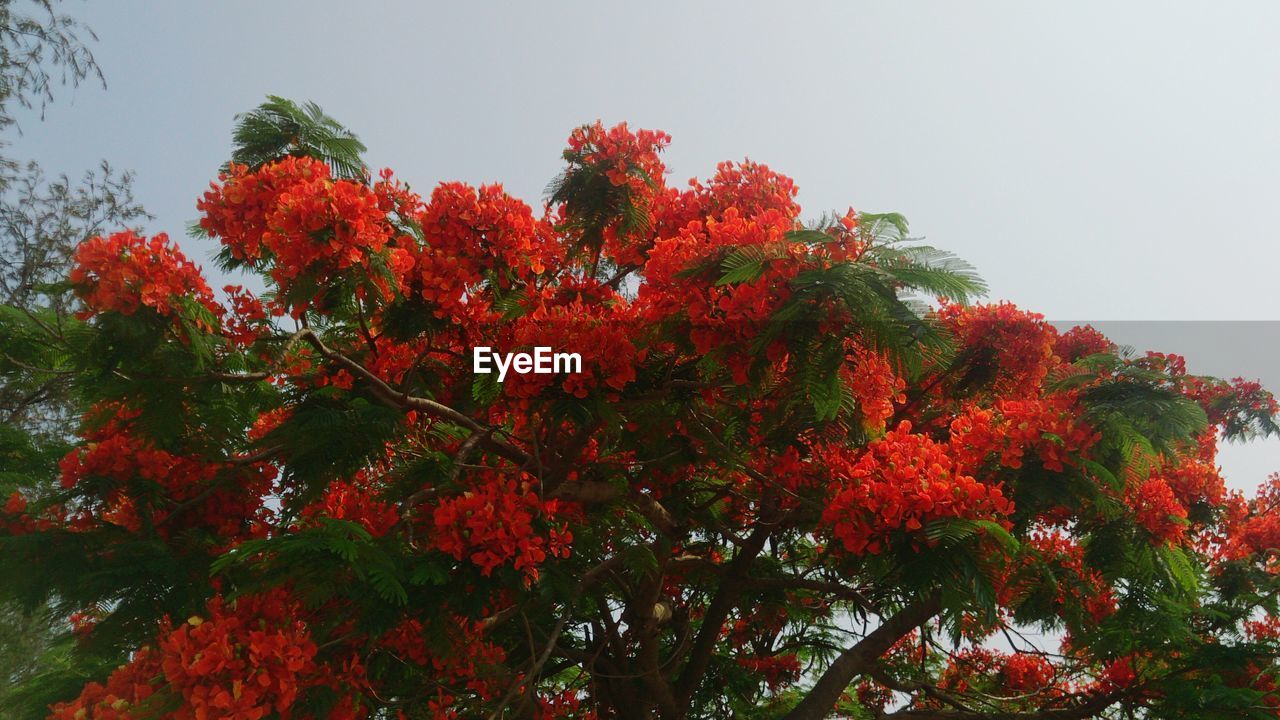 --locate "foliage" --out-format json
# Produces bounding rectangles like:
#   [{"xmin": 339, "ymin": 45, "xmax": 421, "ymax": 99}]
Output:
[
  {"xmin": 0, "ymin": 161, "xmax": 149, "ymax": 434},
  {"xmin": 0, "ymin": 3, "xmax": 150, "ymax": 712},
  {"xmin": 227, "ymin": 95, "xmax": 367, "ymax": 180},
  {"xmin": 0, "ymin": 0, "xmax": 150, "ymax": 437},
  {"xmin": 0, "ymin": 0, "xmax": 101, "ymax": 130},
  {"xmin": 1, "ymin": 98, "xmax": 1279, "ymax": 720}
]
